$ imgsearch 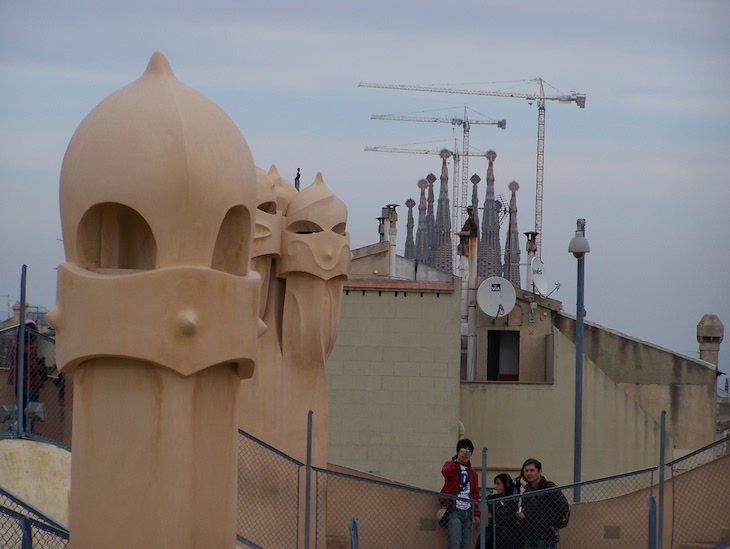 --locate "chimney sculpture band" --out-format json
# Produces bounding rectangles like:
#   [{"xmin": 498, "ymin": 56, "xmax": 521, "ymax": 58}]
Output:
[{"xmin": 48, "ymin": 52, "xmax": 290, "ymax": 548}]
